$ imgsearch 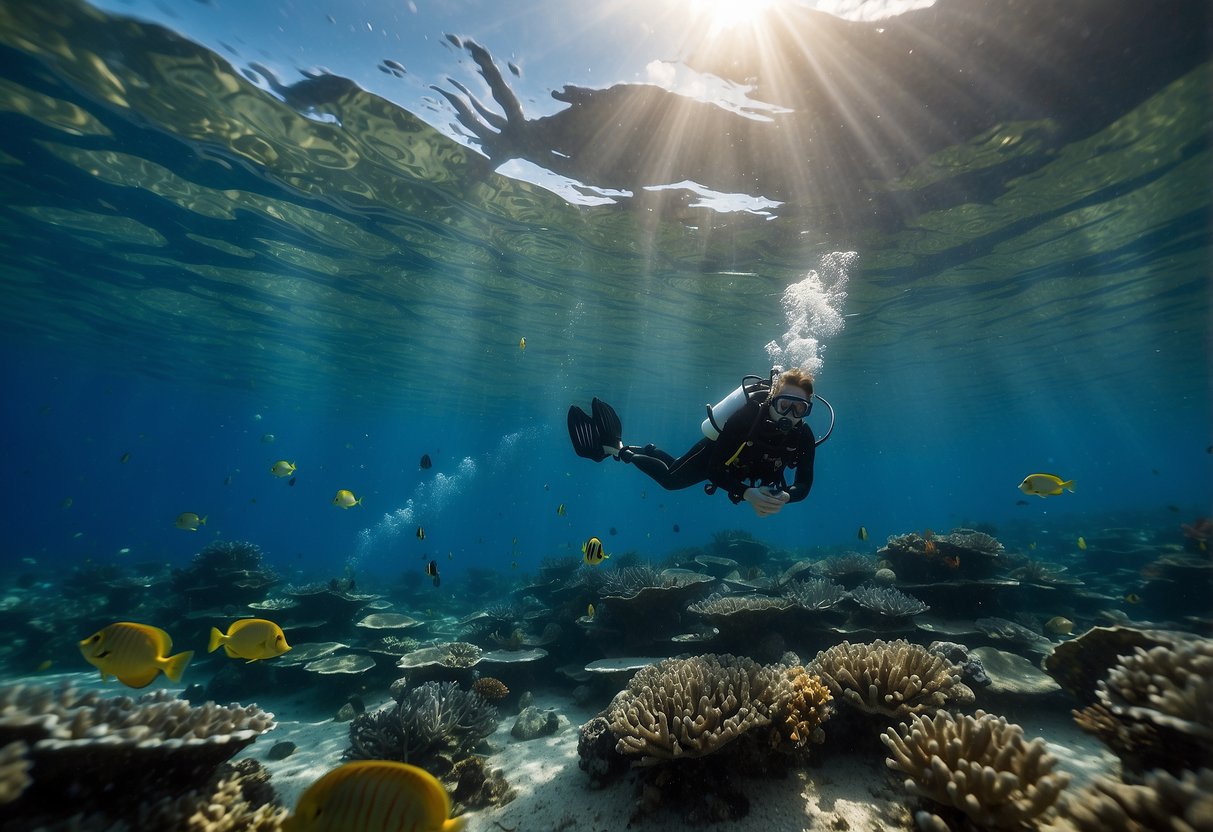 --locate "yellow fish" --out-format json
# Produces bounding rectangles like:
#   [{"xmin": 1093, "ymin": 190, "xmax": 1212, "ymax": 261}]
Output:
[
  {"xmin": 209, "ymin": 619, "xmax": 291, "ymax": 662},
  {"xmin": 332, "ymin": 489, "xmax": 362, "ymax": 509},
  {"xmin": 271, "ymin": 460, "xmax": 297, "ymax": 477},
  {"xmin": 36, "ymin": 659, "xmax": 53, "ymax": 672},
  {"xmin": 582, "ymin": 536, "xmax": 609, "ymax": 566},
  {"xmin": 1044, "ymin": 616, "xmax": 1074, "ymax": 635},
  {"xmin": 175, "ymin": 512, "xmax": 206, "ymax": 531},
  {"xmin": 79, "ymin": 622, "xmax": 193, "ymax": 688},
  {"xmin": 587, "ymin": 603, "xmax": 596, "ymax": 620},
  {"xmin": 857, "ymin": 526, "xmax": 868, "ymax": 541},
  {"xmin": 1077, "ymin": 536, "xmax": 1087, "ymax": 550},
  {"xmin": 285, "ymin": 761, "xmax": 465, "ymax": 832},
  {"xmin": 416, "ymin": 526, "xmax": 426, "ymax": 541},
  {"xmin": 1018, "ymin": 473, "xmax": 1075, "ymax": 498},
  {"xmin": 1124, "ymin": 593, "xmax": 1142, "ymax": 604},
  {"xmin": 556, "ymin": 503, "xmax": 566, "ymax": 516},
  {"xmin": 518, "ymin": 337, "xmax": 526, "ymax": 351}
]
